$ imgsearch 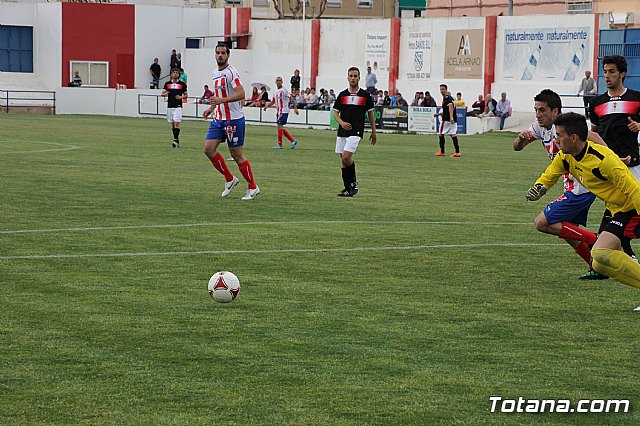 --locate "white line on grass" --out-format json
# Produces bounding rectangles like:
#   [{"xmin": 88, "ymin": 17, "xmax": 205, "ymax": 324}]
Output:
[
  {"xmin": 0, "ymin": 220, "xmax": 533, "ymax": 234},
  {"xmin": 2, "ymin": 140, "xmax": 81, "ymax": 154},
  {"xmin": 0, "ymin": 243, "xmax": 562, "ymax": 260}
]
